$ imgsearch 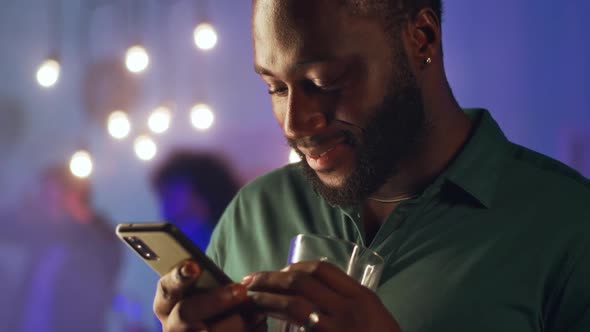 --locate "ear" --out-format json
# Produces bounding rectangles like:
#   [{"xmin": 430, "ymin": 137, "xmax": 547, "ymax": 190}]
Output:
[{"xmin": 404, "ymin": 8, "xmax": 441, "ymax": 68}]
